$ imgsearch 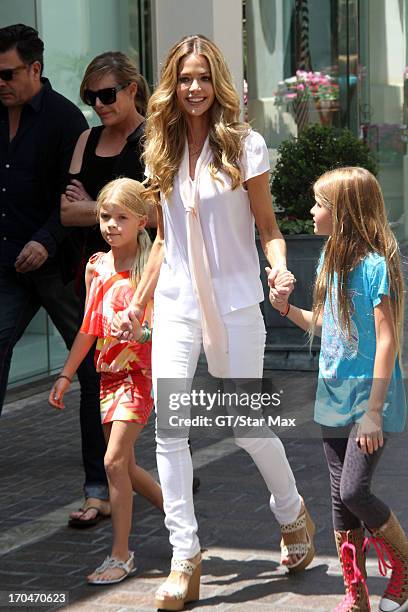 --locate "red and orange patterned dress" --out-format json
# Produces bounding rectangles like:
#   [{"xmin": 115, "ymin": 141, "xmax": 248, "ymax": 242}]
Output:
[{"xmin": 80, "ymin": 252, "xmax": 153, "ymax": 425}]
